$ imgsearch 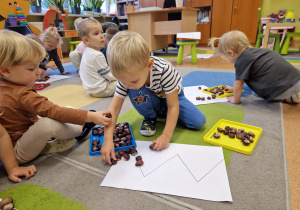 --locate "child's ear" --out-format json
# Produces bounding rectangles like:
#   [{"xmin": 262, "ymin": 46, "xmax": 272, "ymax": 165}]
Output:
[
  {"xmin": 82, "ymin": 36, "xmax": 89, "ymax": 45},
  {"xmin": 226, "ymin": 49, "xmax": 234, "ymax": 57},
  {"xmin": 0, "ymin": 67, "xmax": 10, "ymax": 78},
  {"xmin": 147, "ymin": 58, "xmax": 154, "ymax": 68}
]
